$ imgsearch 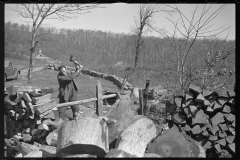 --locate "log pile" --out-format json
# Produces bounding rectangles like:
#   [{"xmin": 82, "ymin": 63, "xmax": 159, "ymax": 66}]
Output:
[
  {"xmin": 163, "ymin": 84, "xmax": 235, "ymax": 158},
  {"xmin": 4, "ymin": 85, "xmax": 61, "ymax": 157}
]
